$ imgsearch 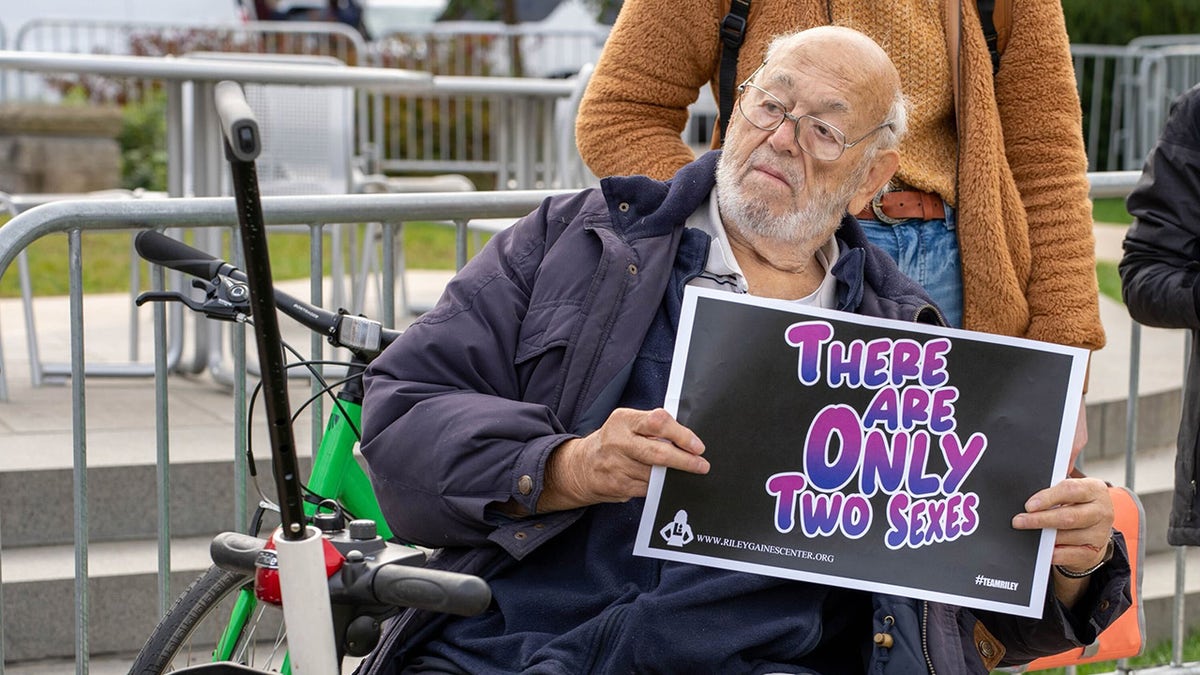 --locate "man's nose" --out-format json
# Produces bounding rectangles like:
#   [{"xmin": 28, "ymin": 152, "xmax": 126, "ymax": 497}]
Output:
[{"xmin": 767, "ymin": 118, "xmax": 801, "ymax": 155}]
